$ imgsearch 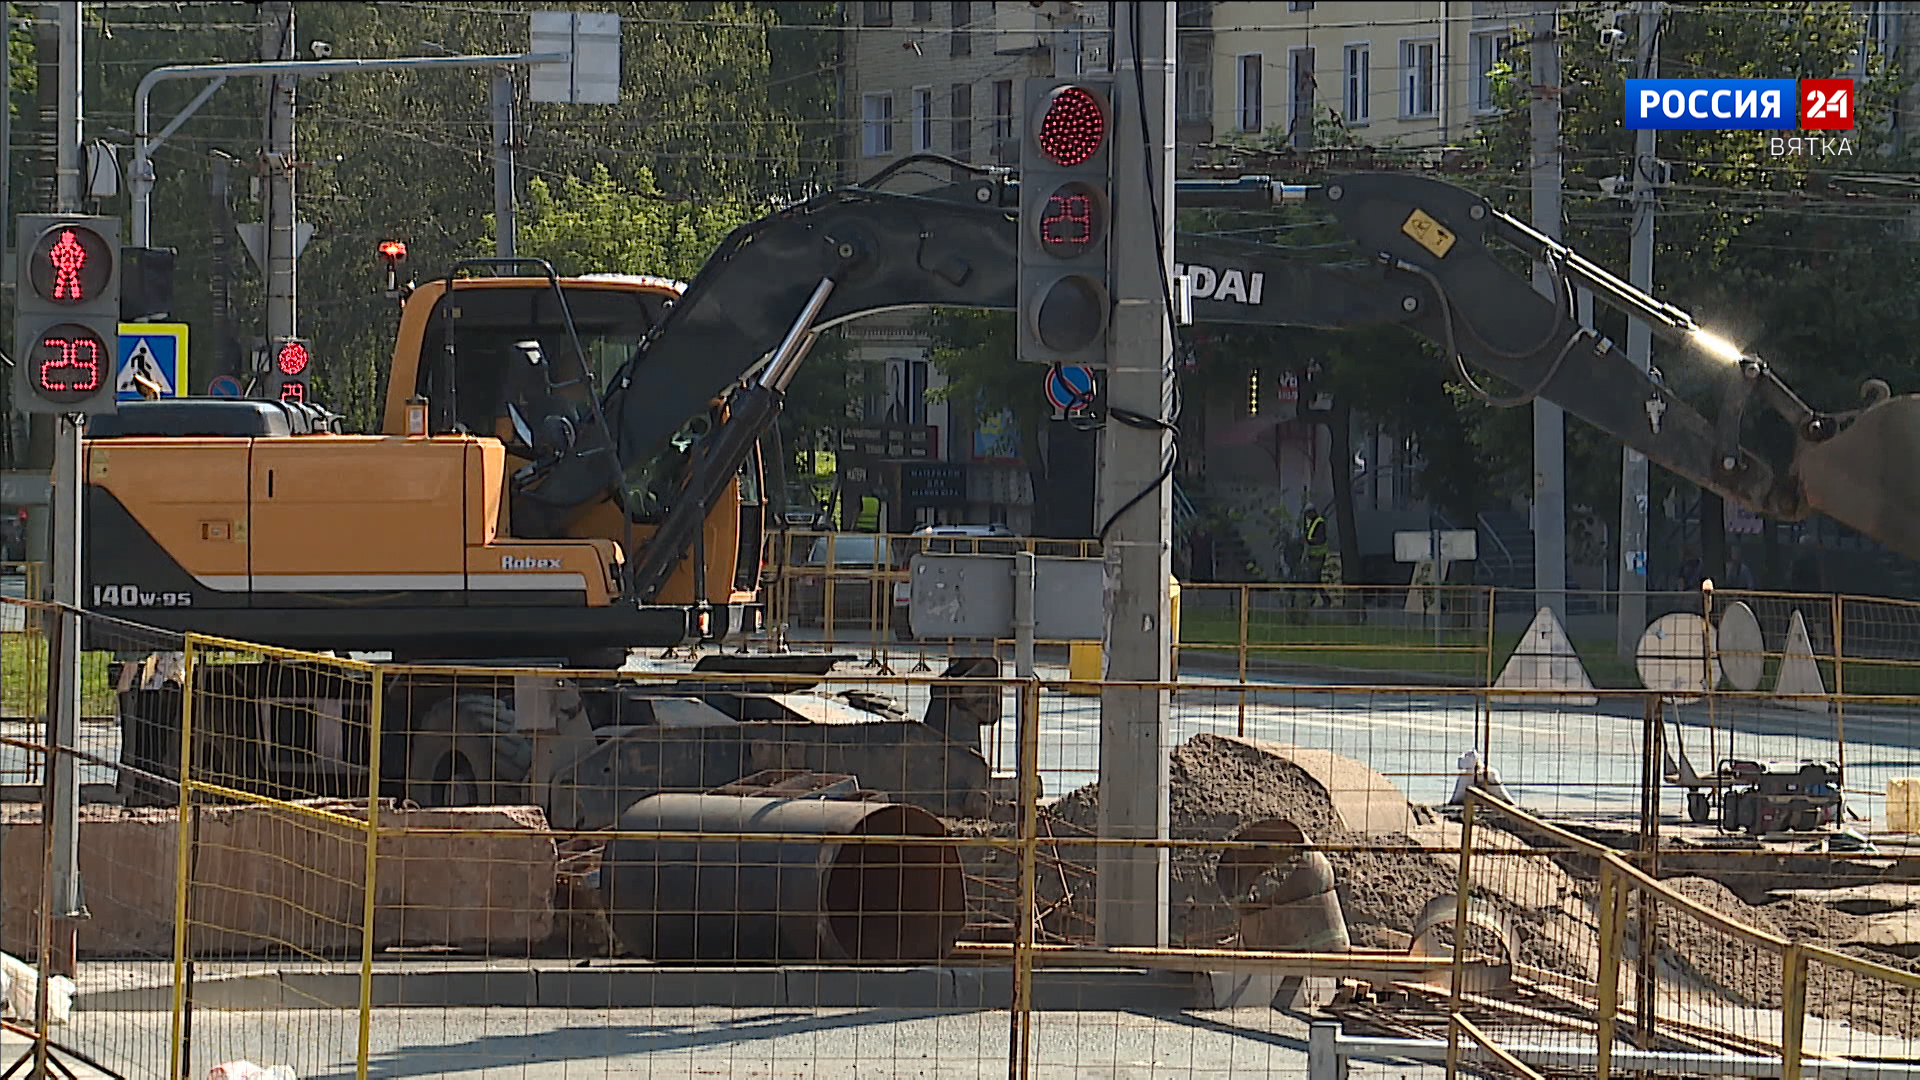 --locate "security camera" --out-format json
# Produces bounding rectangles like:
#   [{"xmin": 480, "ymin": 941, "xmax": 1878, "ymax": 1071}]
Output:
[
  {"xmin": 1598, "ymin": 26, "xmax": 1628, "ymax": 49},
  {"xmin": 310, "ymin": 40, "xmax": 333, "ymax": 59}
]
